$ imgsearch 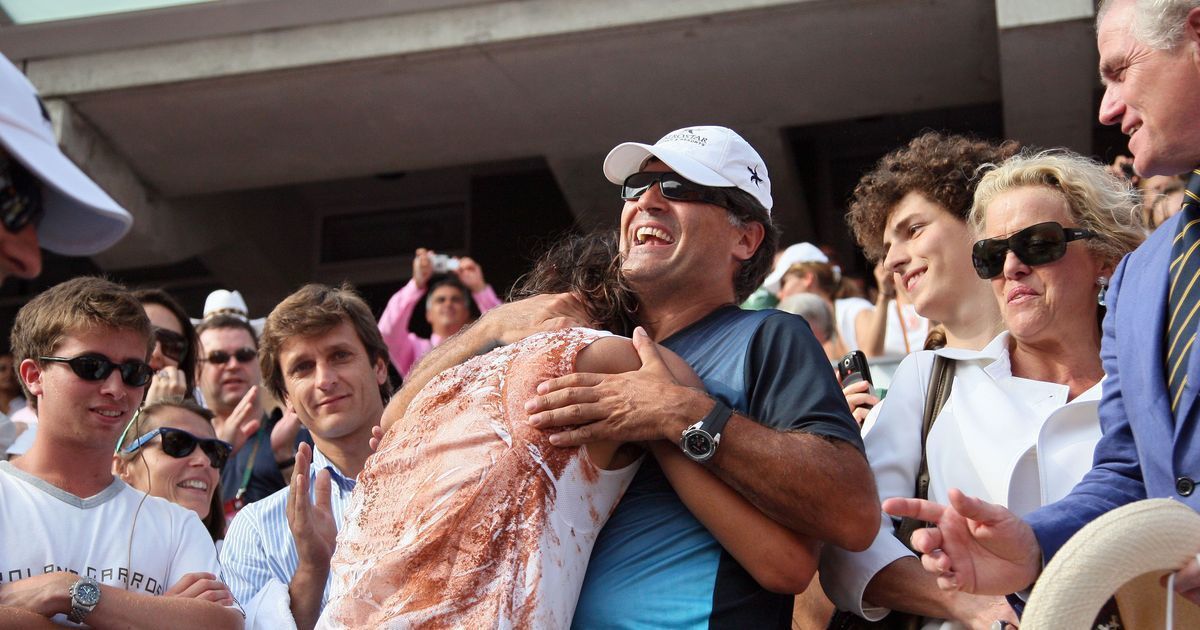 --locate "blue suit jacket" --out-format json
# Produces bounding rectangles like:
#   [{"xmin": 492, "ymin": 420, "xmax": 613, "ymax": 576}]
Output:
[{"xmin": 1025, "ymin": 206, "xmax": 1200, "ymax": 558}]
